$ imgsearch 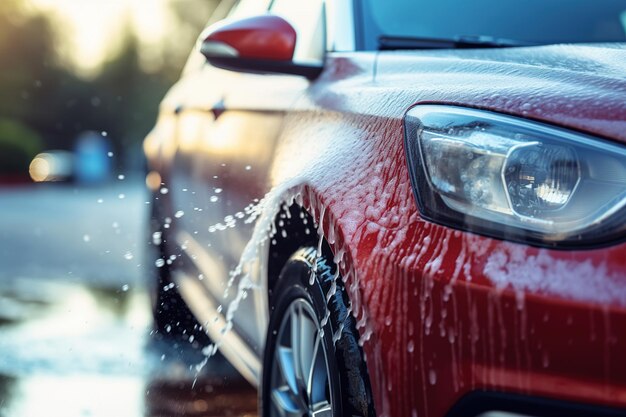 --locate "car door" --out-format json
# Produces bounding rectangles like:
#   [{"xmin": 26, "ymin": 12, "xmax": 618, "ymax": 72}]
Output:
[{"xmin": 165, "ymin": 0, "xmax": 323, "ymax": 364}]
